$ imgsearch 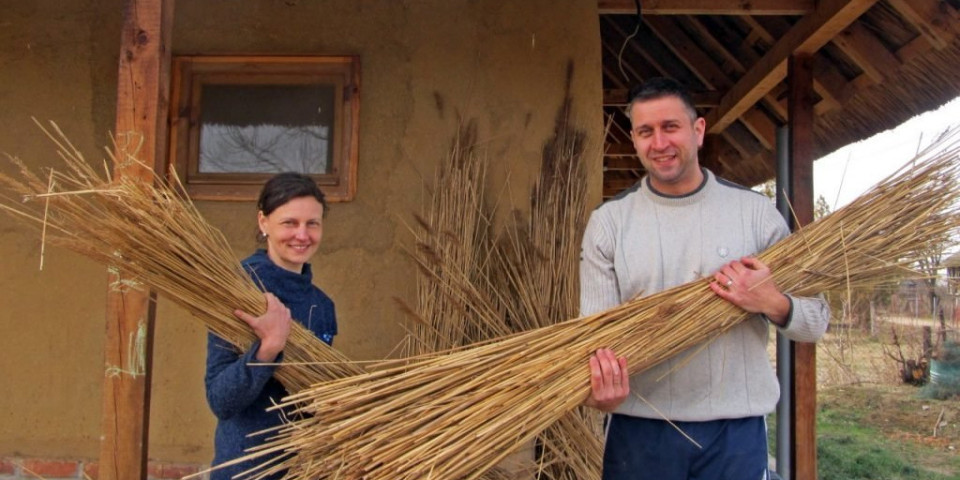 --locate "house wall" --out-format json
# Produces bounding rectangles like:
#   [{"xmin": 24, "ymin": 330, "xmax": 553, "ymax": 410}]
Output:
[{"xmin": 0, "ymin": 0, "xmax": 603, "ymax": 469}]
